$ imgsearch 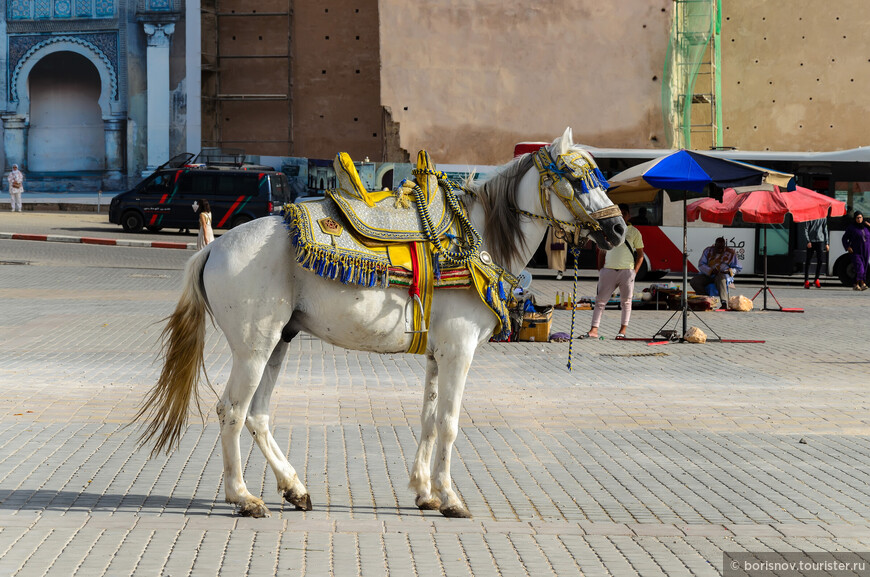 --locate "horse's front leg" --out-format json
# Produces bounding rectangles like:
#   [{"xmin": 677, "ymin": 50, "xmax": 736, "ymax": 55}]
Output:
[
  {"xmin": 409, "ymin": 354, "xmax": 441, "ymax": 510},
  {"xmin": 245, "ymin": 340, "xmax": 312, "ymax": 511},
  {"xmin": 218, "ymin": 352, "xmax": 272, "ymax": 517},
  {"xmin": 432, "ymin": 346, "xmax": 474, "ymax": 518}
]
